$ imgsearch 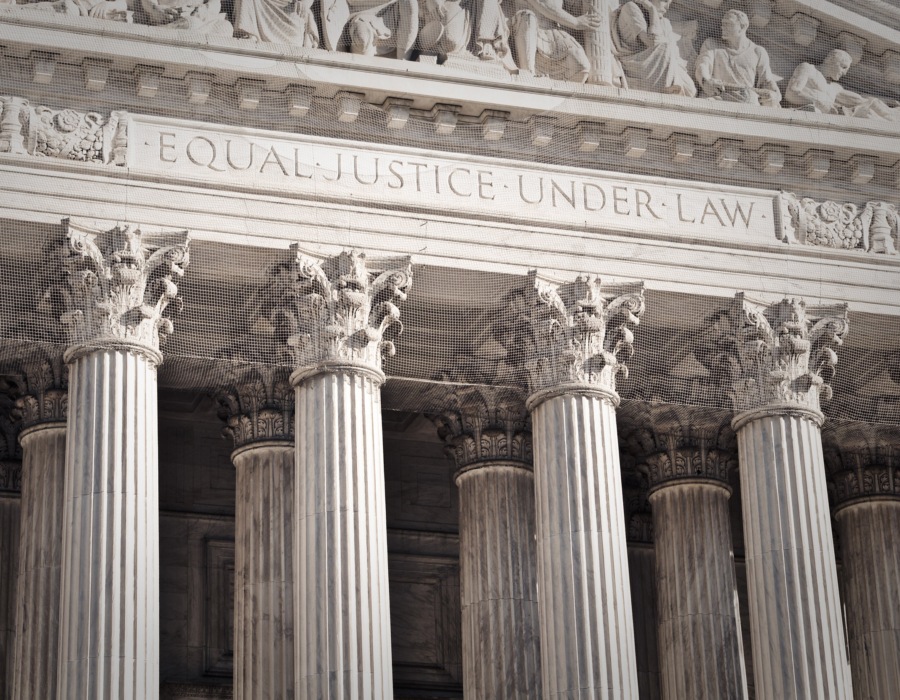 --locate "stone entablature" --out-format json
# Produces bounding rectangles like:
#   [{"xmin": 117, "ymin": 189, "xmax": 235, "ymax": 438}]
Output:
[{"xmin": 824, "ymin": 423, "xmax": 900, "ymax": 508}]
